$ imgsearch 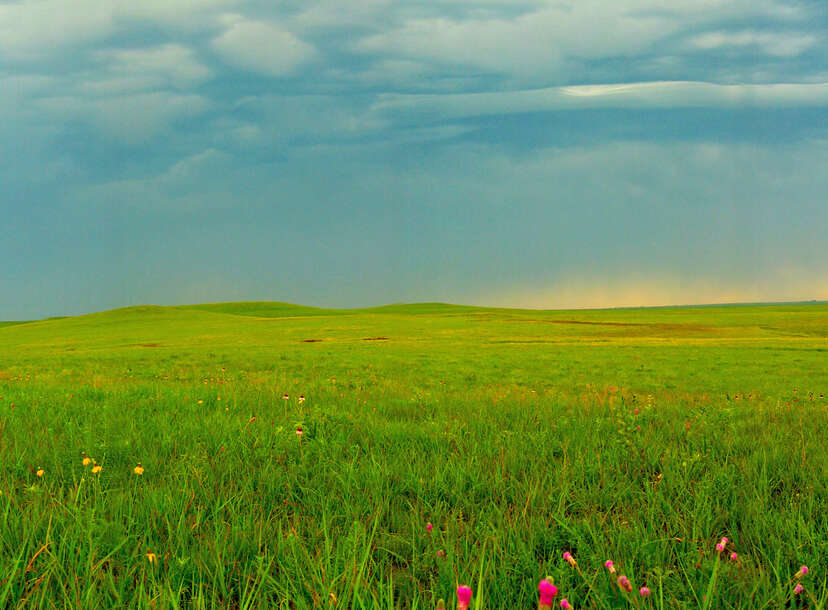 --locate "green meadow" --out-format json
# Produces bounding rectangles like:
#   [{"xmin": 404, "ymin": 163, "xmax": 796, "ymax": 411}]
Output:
[{"xmin": 0, "ymin": 302, "xmax": 826, "ymax": 608}]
